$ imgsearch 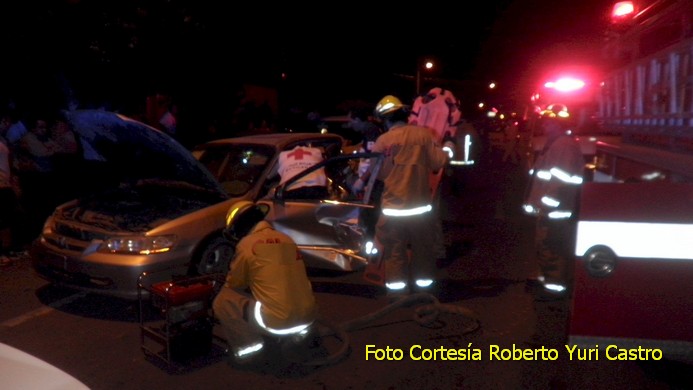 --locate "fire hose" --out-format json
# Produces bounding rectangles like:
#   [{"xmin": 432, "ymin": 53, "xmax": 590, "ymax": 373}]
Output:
[{"xmin": 294, "ymin": 292, "xmax": 481, "ymax": 367}]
